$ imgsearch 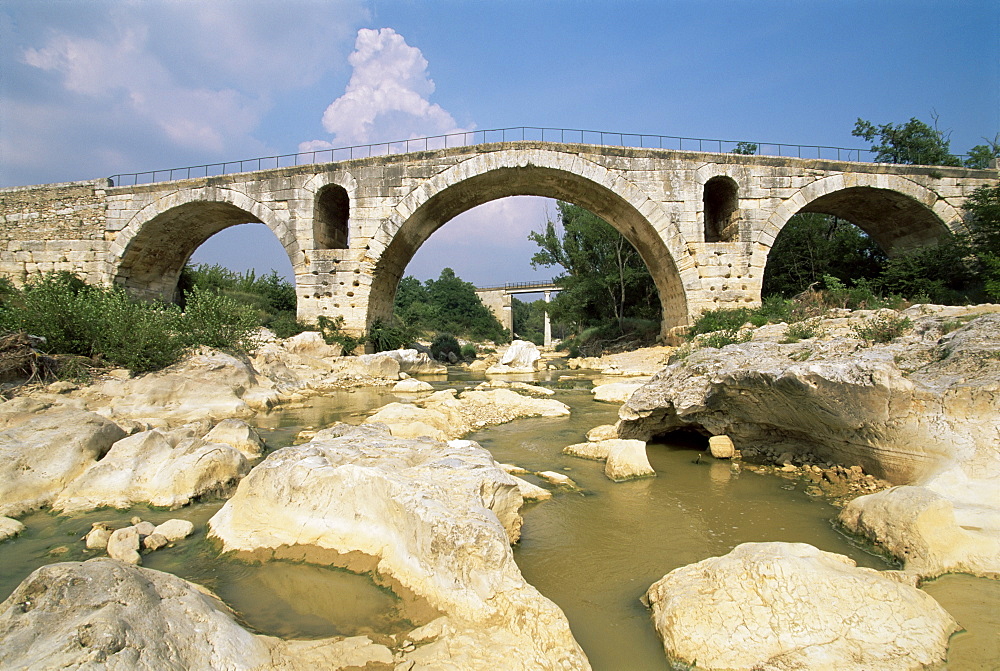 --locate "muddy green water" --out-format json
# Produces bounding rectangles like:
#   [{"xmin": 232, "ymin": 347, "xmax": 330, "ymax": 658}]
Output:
[{"xmin": 1, "ymin": 375, "xmax": 998, "ymax": 670}]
